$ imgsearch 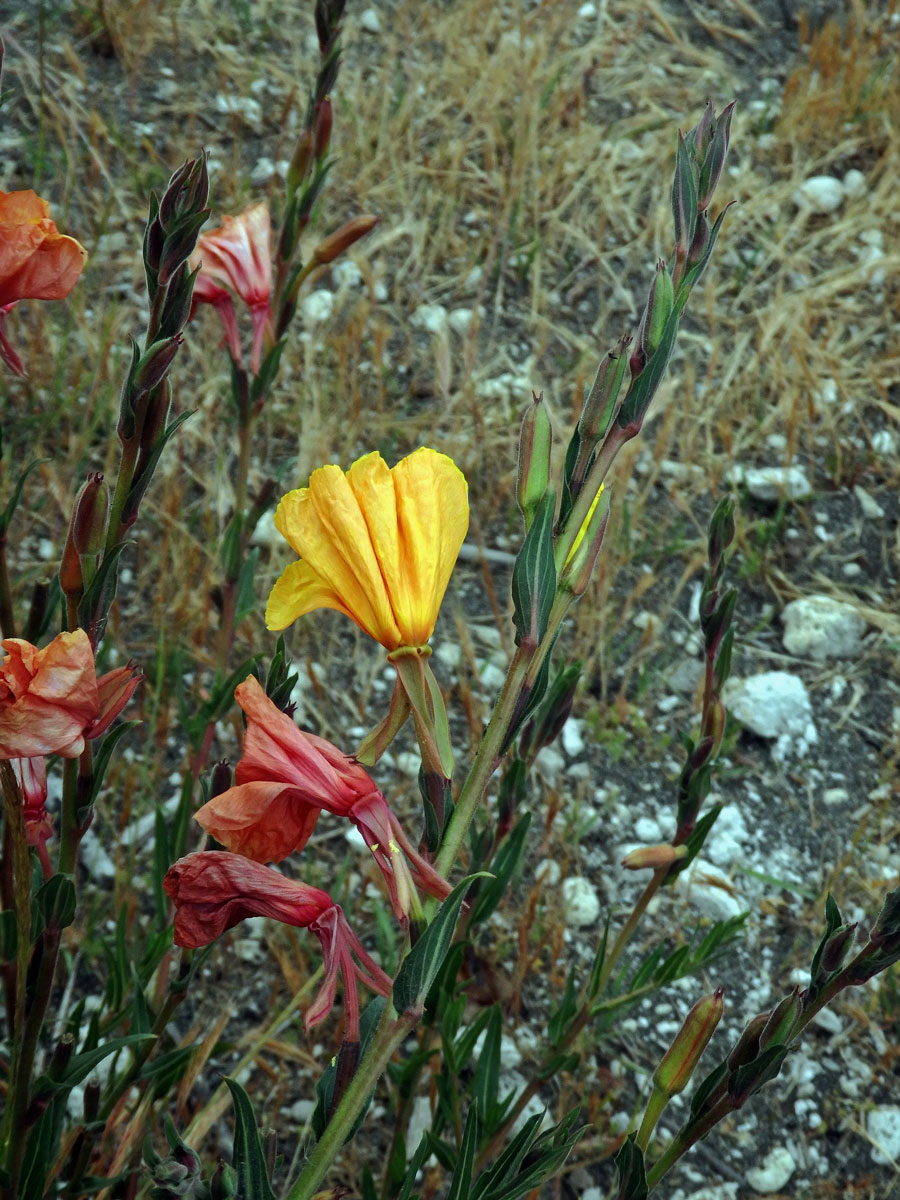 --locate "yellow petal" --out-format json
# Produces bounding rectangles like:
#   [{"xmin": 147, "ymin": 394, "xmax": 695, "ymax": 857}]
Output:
[
  {"xmin": 272, "ymin": 462, "xmax": 402, "ymax": 647},
  {"xmin": 393, "ymin": 448, "xmax": 469, "ymax": 645},
  {"xmin": 265, "ymin": 560, "xmax": 353, "ymax": 631}
]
